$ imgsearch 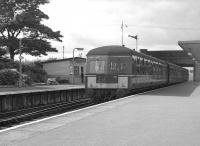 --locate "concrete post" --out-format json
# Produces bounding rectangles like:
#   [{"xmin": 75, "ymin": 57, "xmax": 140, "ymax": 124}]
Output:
[{"xmin": 194, "ymin": 61, "xmax": 200, "ymax": 82}]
